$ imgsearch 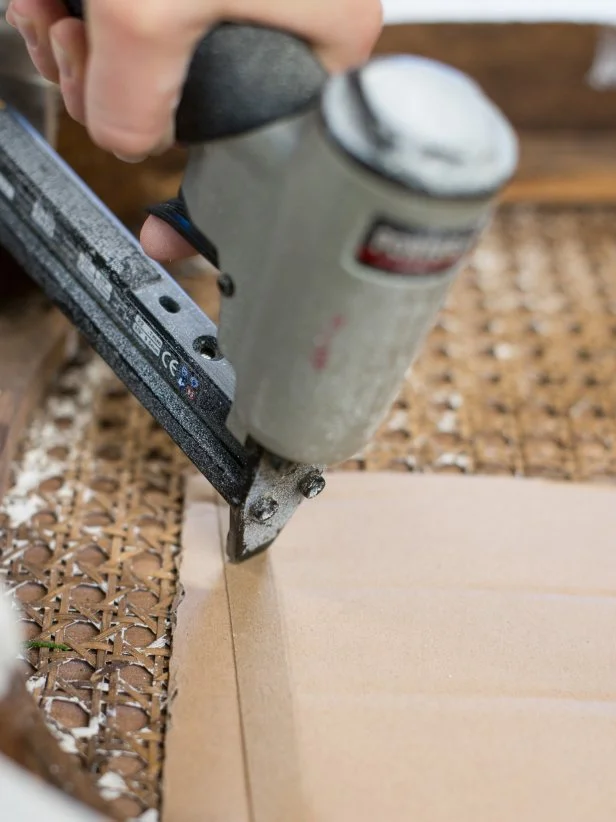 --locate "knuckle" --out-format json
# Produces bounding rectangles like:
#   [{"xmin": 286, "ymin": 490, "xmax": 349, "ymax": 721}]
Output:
[
  {"xmin": 353, "ymin": 0, "xmax": 384, "ymax": 58},
  {"xmin": 324, "ymin": 0, "xmax": 384, "ymax": 70},
  {"xmin": 94, "ymin": 0, "xmax": 170, "ymax": 41},
  {"xmin": 88, "ymin": 122, "xmax": 156, "ymax": 158}
]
